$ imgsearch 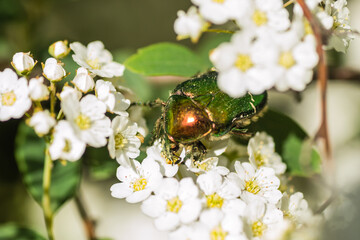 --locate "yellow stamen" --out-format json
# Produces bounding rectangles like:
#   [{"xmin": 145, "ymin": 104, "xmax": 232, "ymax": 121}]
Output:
[
  {"xmin": 133, "ymin": 178, "xmax": 147, "ymax": 191},
  {"xmin": 75, "ymin": 114, "xmax": 91, "ymax": 130},
  {"xmin": 235, "ymin": 55, "xmax": 253, "ymax": 72},
  {"xmin": 279, "ymin": 51, "xmax": 295, "ymax": 69},
  {"xmin": 212, "ymin": 0, "xmax": 225, "ymax": 3},
  {"xmin": 210, "ymin": 226, "xmax": 228, "ymax": 240},
  {"xmin": 245, "ymin": 179, "xmax": 261, "ymax": 194},
  {"xmin": 206, "ymin": 193, "xmax": 224, "ymax": 208},
  {"xmin": 63, "ymin": 139, "xmax": 72, "ymax": 153},
  {"xmin": 115, "ymin": 133, "xmax": 128, "ymax": 150},
  {"xmin": 86, "ymin": 58, "xmax": 101, "ymax": 69},
  {"xmin": 1, "ymin": 92, "xmax": 16, "ymax": 106},
  {"xmin": 254, "ymin": 152, "xmax": 266, "ymax": 167},
  {"xmin": 252, "ymin": 10, "xmax": 268, "ymax": 26},
  {"xmin": 252, "ymin": 221, "xmax": 267, "ymax": 237},
  {"xmin": 166, "ymin": 197, "xmax": 183, "ymax": 213}
]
